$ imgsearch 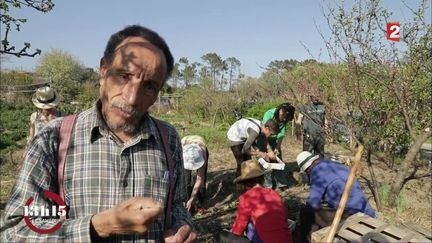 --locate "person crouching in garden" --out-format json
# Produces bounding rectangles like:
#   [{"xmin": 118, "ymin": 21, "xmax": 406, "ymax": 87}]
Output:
[
  {"xmin": 260, "ymin": 102, "xmax": 295, "ymax": 189},
  {"xmin": 230, "ymin": 160, "xmax": 293, "ymax": 243},
  {"xmin": 181, "ymin": 135, "xmax": 209, "ymax": 214},
  {"xmin": 227, "ymin": 118, "xmax": 278, "ymax": 177},
  {"xmin": 293, "ymin": 151, "xmax": 376, "ymax": 242}
]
